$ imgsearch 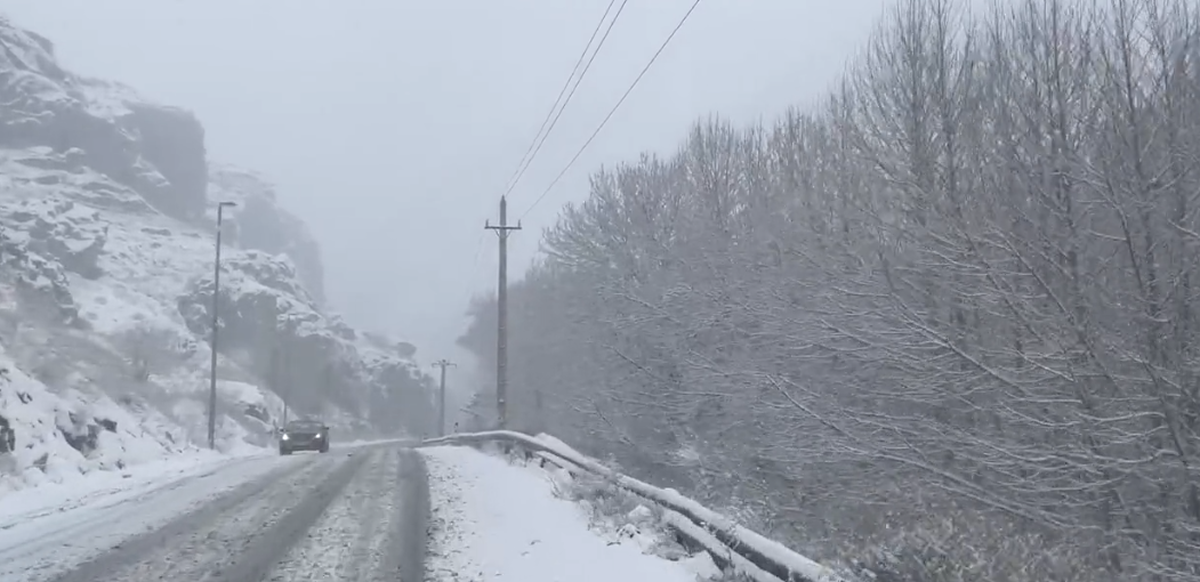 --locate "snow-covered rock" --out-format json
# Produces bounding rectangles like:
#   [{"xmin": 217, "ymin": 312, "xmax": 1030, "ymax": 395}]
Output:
[
  {"xmin": 176, "ymin": 249, "xmax": 436, "ymax": 435},
  {"xmin": 207, "ymin": 164, "xmax": 326, "ymax": 305},
  {"xmin": 0, "ymin": 14, "xmax": 436, "ymax": 492},
  {"xmin": 0, "ymin": 344, "xmax": 200, "ymax": 494},
  {"xmin": 0, "ymin": 21, "xmax": 207, "ymax": 221}
]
